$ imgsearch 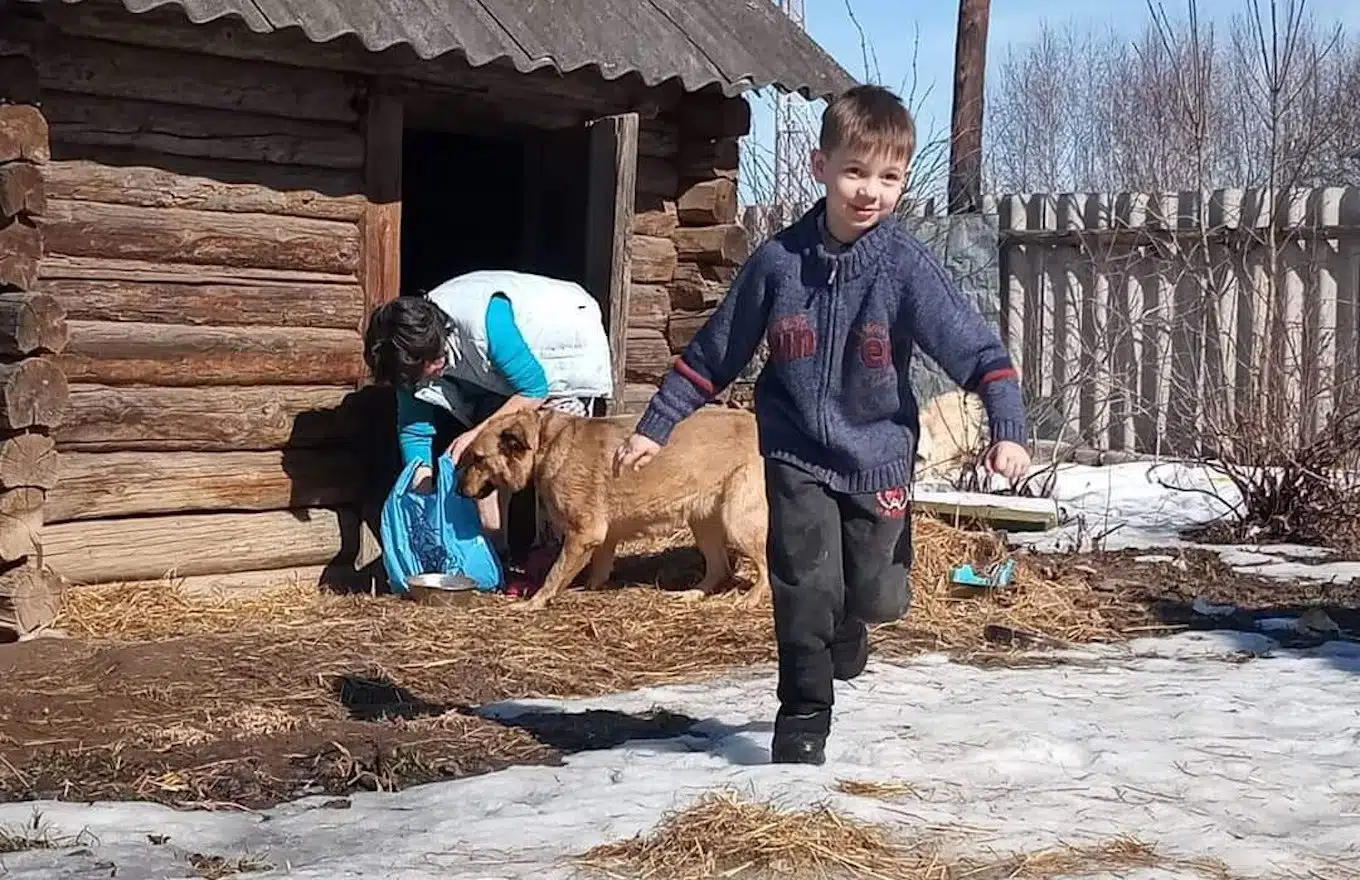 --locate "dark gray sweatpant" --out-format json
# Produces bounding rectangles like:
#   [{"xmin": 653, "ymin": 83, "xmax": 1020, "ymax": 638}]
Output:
[{"xmin": 765, "ymin": 458, "xmax": 914, "ymax": 731}]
